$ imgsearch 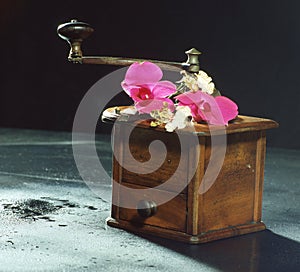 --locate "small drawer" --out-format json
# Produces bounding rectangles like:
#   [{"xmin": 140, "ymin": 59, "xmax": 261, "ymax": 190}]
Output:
[{"xmin": 118, "ymin": 182, "xmax": 187, "ymax": 232}]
